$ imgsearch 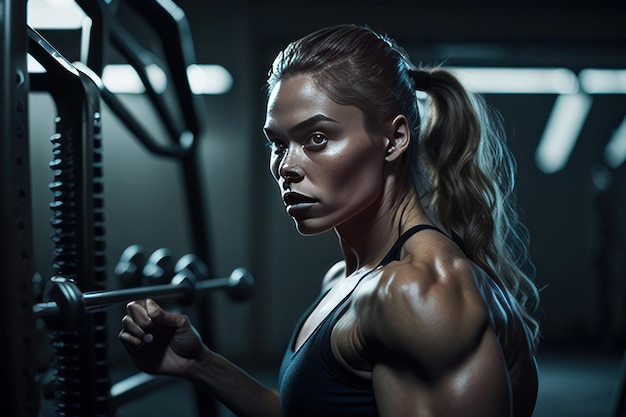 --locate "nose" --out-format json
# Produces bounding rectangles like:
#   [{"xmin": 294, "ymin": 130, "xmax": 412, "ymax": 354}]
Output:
[{"xmin": 278, "ymin": 146, "xmax": 304, "ymax": 187}]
